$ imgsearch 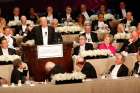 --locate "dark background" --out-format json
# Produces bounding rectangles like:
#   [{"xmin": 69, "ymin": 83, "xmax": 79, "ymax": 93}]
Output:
[{"xmin": 0, "ymin": 0, "xmax": 140, "ymax": 21}]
